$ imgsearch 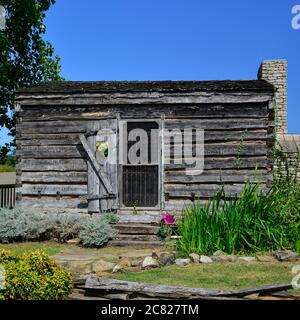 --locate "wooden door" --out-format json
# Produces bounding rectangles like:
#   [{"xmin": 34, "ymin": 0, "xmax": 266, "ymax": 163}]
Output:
[
  {"xmin": 121, "ymin": 121, "xmax": 160, "ymax": 209},
  {"xmin": 80, "ymin": 118, "xmax": 118, "ymax": 213}
]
